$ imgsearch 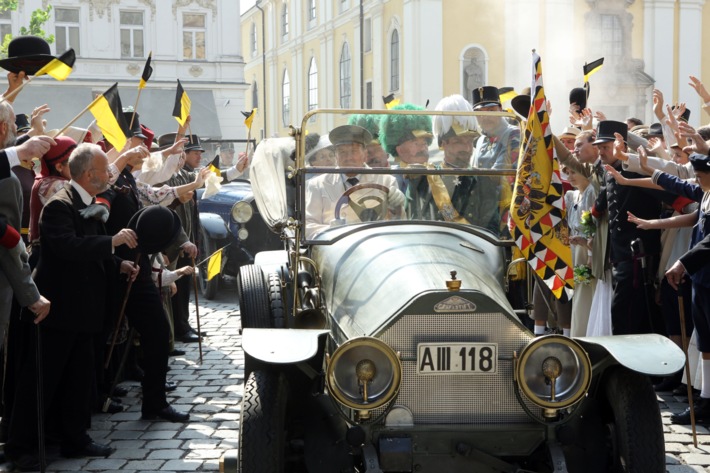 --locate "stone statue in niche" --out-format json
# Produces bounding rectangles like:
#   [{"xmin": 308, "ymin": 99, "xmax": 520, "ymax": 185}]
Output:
[{"xmin": 464, "ymin": 55, "xmax": 484, "ymax": 101}]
